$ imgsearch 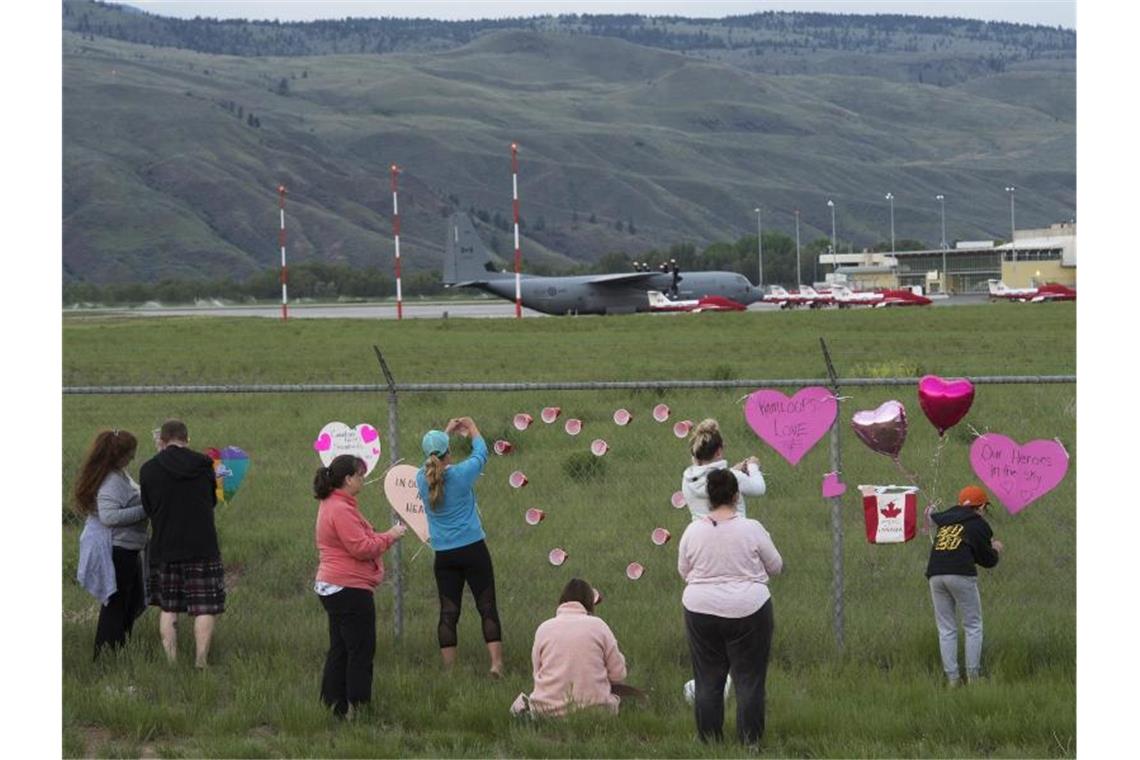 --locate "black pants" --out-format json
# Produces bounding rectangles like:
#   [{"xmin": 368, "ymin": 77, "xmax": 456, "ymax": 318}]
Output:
[
  {"xmin": 684, "ymin": 600, "xmax": 775, "ymax": 745},
  {"xmin": 433, "ymin": 539, "xmax": 501, "ymax": 649},
  {"xmin": 94, "ymin": 547, "xmax": 146, "ymax": 659},
  {"xmin": 319, "ymin": 588, "xmax": 376, "ymax": 717}
]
